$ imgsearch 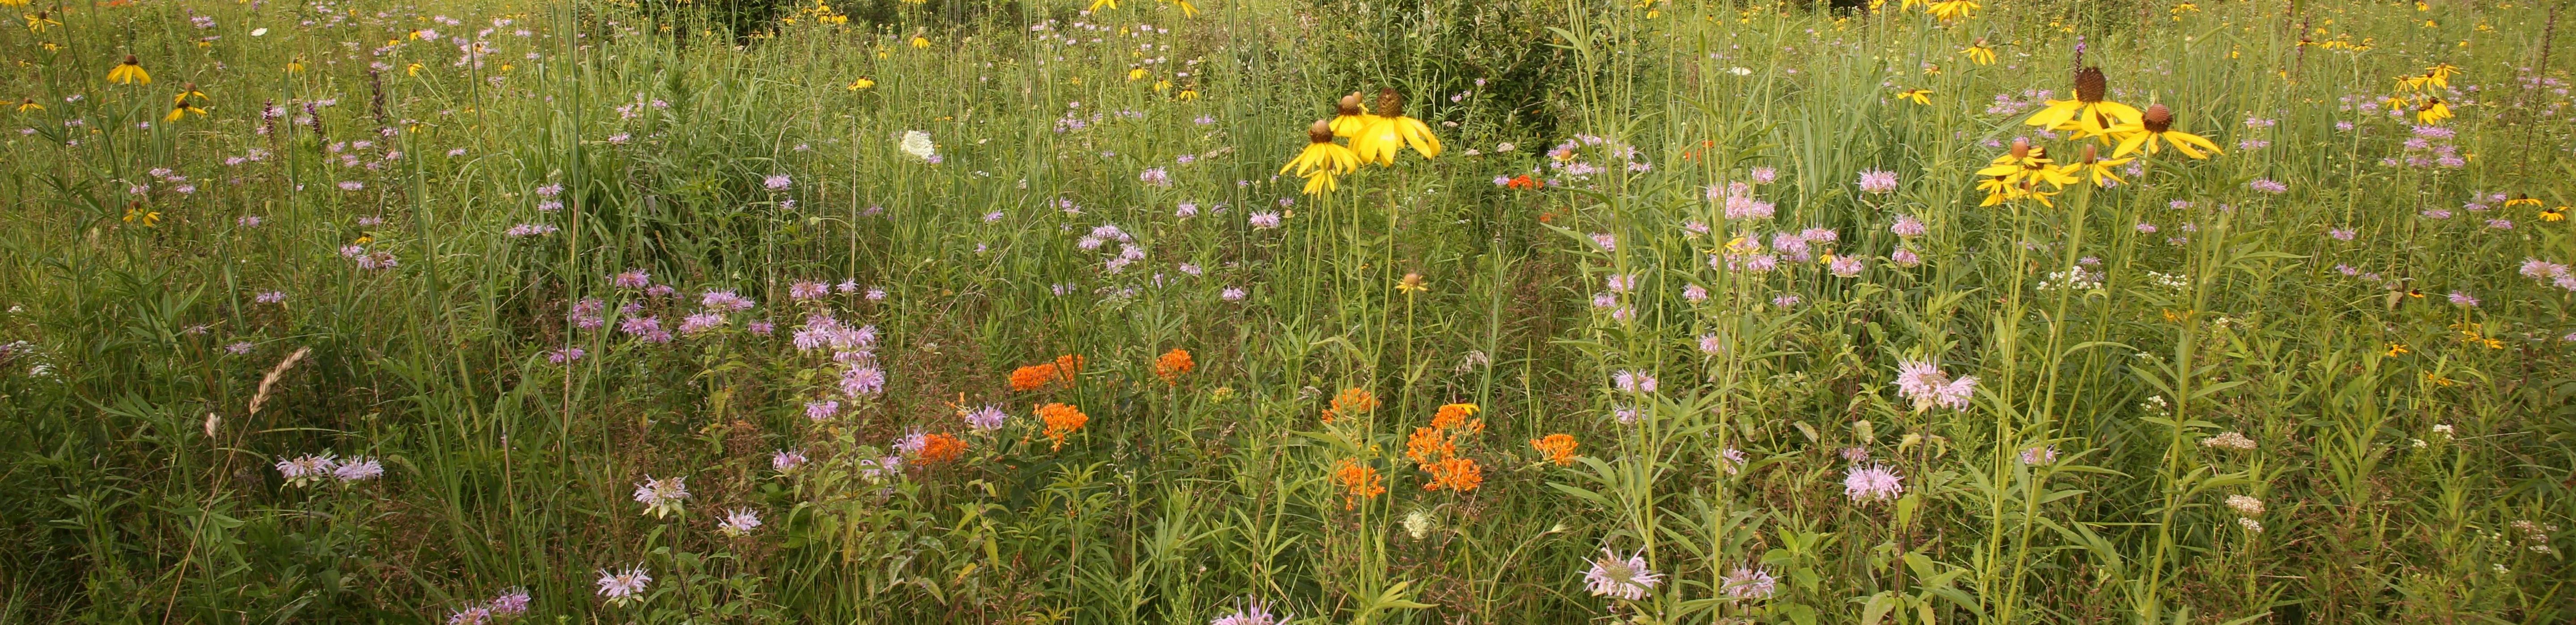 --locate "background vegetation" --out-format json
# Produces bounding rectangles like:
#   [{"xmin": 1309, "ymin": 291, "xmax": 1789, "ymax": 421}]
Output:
[{"xmin": 1, "ymin": 0, "xmax": 2572, "ymax": 623}]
